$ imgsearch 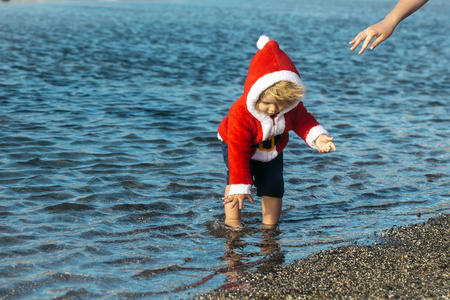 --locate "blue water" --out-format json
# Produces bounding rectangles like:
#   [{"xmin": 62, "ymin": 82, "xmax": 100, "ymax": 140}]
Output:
[{"xmin": 0, "ymin": 0, "xmax": 448, "ymax": 299}]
